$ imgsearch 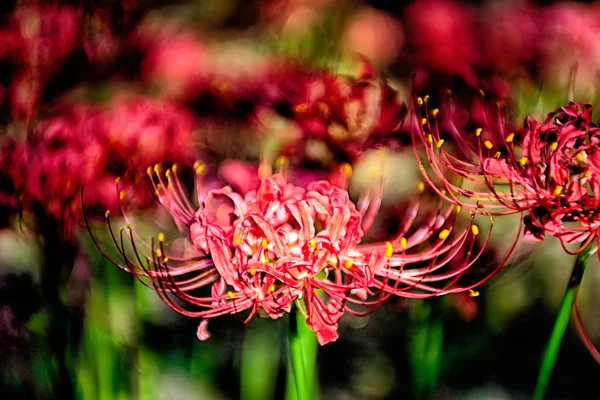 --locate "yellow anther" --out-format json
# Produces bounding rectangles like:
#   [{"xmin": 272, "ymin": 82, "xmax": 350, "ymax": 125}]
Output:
[
  {"xmin": 417, "ymin": 181, "xmax": 425, "ymax": 193},
  {"xmin": 424, "ymin": 95, "xmax": 430, "ymax": 102},
  {"xmin": 115, "ymin": 177, "xmax": 121, "ymax": 184},
  {"xmin": 584, "ymin": 170, "xmax": 592, "ymax": 178},
  {"xmin": 484, "ymin": 140, "xmax": 493, "ymax": 150},
  {"xmin": 506, "ymin": 133, "xmax": 514, "ymax": 143},
  {"xmin": 249, "ymin": 268, "xmax": 256, "ymax": 276},
  {"xmin": 105, "ymin": 210, "xmax": 111, "ymax": 218},
  {"xmin": 163, "ymin": 257, "xmax": 169, "ymax": 263},
  {"xmin": 146, "ymin": 166, "xmax": 152, "ymax": 175},
  {"xmin": 155, "ymin": 248, "xmax": 162, "ymax": 257},
  {"xmin": 519, "ymin": 156, "xmax": 528, "ymax": 167},
  {"xmin": 554, "ymin": 185, "xmax": 563, "ymax": 196},
  {"xmin": 438, "ymin": 229, "xmax": 450, "ymax": 240},
  {"xmin": 119, "ymin": 191, "xmax": 125, "ymax": 200},
  {"xmin": 258, "ymin": 163, "xmax": 271, "ymax": 179},
  {"xmin": 154, "ymin": 163, "xmax": 161, "ymax": 173},
  {"xmin": 158, "ymin": 232, "xmax": 165, "ymax": 242},
  {"xmin": 227, "ymin": 291, "xmax": 235, "ymax": 299},
  {"xmin": 456, "ymin": 205, "xmax": 461, "ymax": 213},
  {"xmin": 441, "ymin": 189, "xmax": 447, "ymax": 195},
  {"xmin": 436, "ymin": 139, "xmax": 445, "ymax": 149},
  {"xmin": 426, "ymin": 134, "xmax": 433, "ymax": 144},
  {"xmin": 494, "ymin": 151, "xmax": 501, "ymax": 159},
  {"xmin": 475, "ymin": 128, "xmax": 482, "ymax": 137},
  {"xmin": 165, "ymin": 169, "xmax": 171, "ymax": 178},
  {"xmin": 261, "ymin": 238, "xmax": 268, "ymax": 248},
  {"xmin": 195, "ymin": 164, "xmax": 206, "ymax": 176},
  {"xmin": 421, "ymin": 118, "xmax": 428, "ymax": 125},
  {"xmin": 344, "ymin": 260, "xmax": 354, "ymax": 269},
  {"xmin": 234, "ymin": 236, "xmax": 243, "ymax": 245},
  {"xmin": 308, "ymin": 239, "xmax": 317, "ymax": 249},
  {"xmin": 385, "ymin": 241, "xmax": 394, "ymax": 258},
  {"xmin": 294, "ymin": 103, "xmax": 309, "ymax": 113},
  {"xmin": 275, "ymin": 156, "xmax": 289, "ymax": 168},
  {"xmin": 479, "ymin": 88, "xmax": 485, "ymax": 97},
  {"xmin": 417, "ymin": 97, "xmax": 423, "ymax": 105},
  {"xmin": 576, "ymin": 153, "xmax": 585, "ymax": 163},
  {"xmin": 471, "ymin": 225, "xmax": 480, "ymax": 236},
  {"xmin": 269, "ymin": 284, "xmax": 276, "ymax": 293},
  {"xmin": 469, "ymin": 290, "xmax": 479, "ymax": 297},
  {"xmin": 172, "ymin": 163, "xmax": 178, "ymax": 173},
  {"xmin": 399, "ymin": 237, "xmax": 407, "ymax": 249},
  {"xmin": 431, "ymin": 108, "xmax": 439, "ymax": 117},
  {"xmin": 340, "ymin": 163, "xmax": 353, "ymax": 176},
  {"xmin": 550, "ymin": 142, "xmax": 558, "ymax": 151}
]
